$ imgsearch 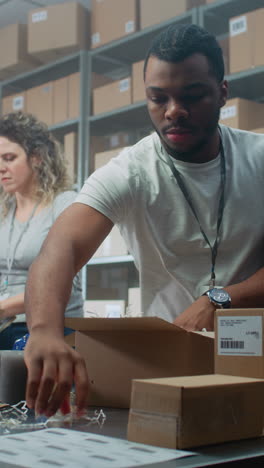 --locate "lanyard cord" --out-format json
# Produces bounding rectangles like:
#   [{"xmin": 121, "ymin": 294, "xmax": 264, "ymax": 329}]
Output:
[
  {"xmin": 5, "ymin": 201, "xmax": 40, "ymax": 281},
  {"xmin": 163, "ymin": 134, "xmax": 226, "ymax": 288}
]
